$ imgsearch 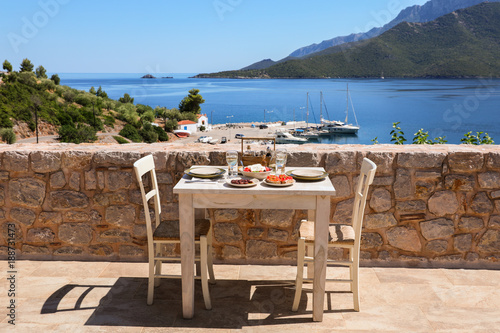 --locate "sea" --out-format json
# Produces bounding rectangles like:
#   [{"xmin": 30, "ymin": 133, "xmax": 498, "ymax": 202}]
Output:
[{"xmin": 58, "ymin": 73, "xmax": 500, "ymax": 145}]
